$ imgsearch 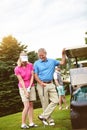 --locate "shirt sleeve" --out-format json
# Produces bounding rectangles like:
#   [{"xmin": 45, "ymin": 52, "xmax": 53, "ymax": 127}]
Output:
[
  {"xmin": 53, "ymin": 72, "xmax": 57, "ymax": 79},
  {"xmin": 14, "ymin": 67, "xmax": 20, "ymax": 75},
  {"xmin": 54, "ymin": 59, "xmax": 60, "ymax": 66},
  {"xmin": 34, "ymin": 62, "xmax": 39, "ymax": 74}
]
